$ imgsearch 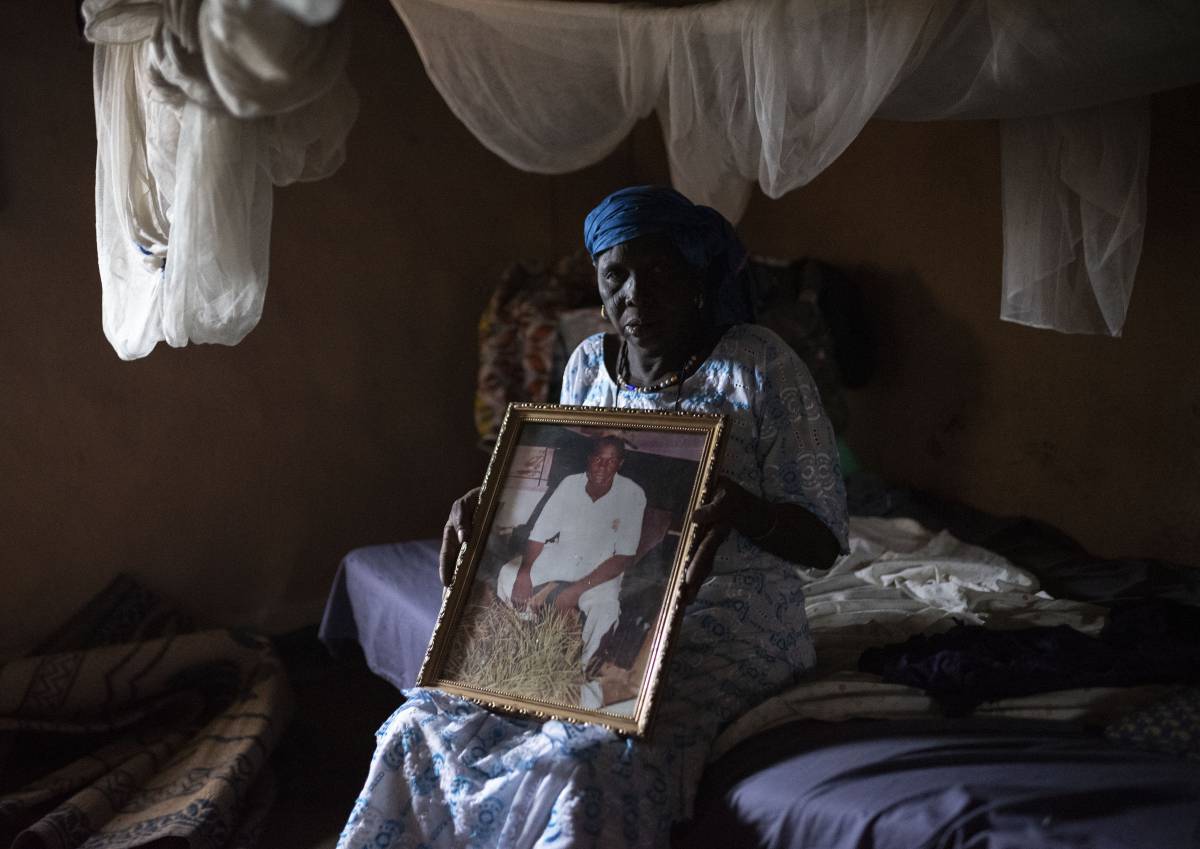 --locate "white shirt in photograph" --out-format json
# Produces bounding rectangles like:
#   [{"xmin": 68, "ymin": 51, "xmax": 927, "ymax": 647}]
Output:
[{"xmin": 527, "ymin": 472, "xmax": 646, "ymax": 587}]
